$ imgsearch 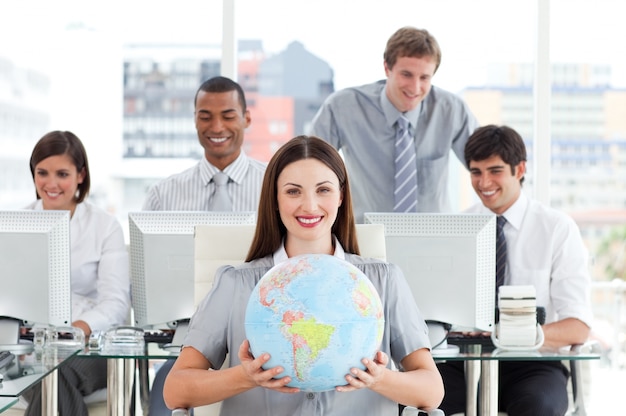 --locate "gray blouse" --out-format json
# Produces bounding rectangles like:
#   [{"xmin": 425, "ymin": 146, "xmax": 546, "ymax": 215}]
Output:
[{"xmin": 184, "ymin": 253, "xmax": 430, "ymax": 416}]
